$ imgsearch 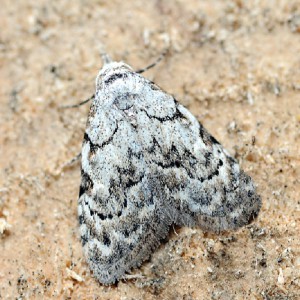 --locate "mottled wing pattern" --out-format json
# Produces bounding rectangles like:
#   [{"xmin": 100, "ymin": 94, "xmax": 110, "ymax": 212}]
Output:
[
  {"xmin": 78, "ymin": 61, "xmax": 261, "ymax": 284},
  {"xmin": 140, "ymin": 99, "xmax": 261, "ymax": 233}
]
